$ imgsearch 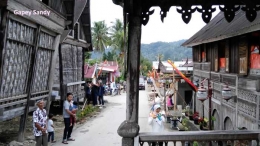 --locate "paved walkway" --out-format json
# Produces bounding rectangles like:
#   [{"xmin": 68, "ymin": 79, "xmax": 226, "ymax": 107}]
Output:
[{"xmin": 53, "ymin": 86, "xmax": 180, "ymax": 146}]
